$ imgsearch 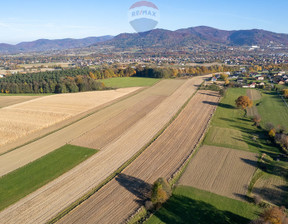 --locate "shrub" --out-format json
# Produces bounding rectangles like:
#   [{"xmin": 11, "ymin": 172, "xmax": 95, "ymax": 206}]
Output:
[{"xmin": 150, "ymin": 178, "xmax": 172, "ymax": 207}]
